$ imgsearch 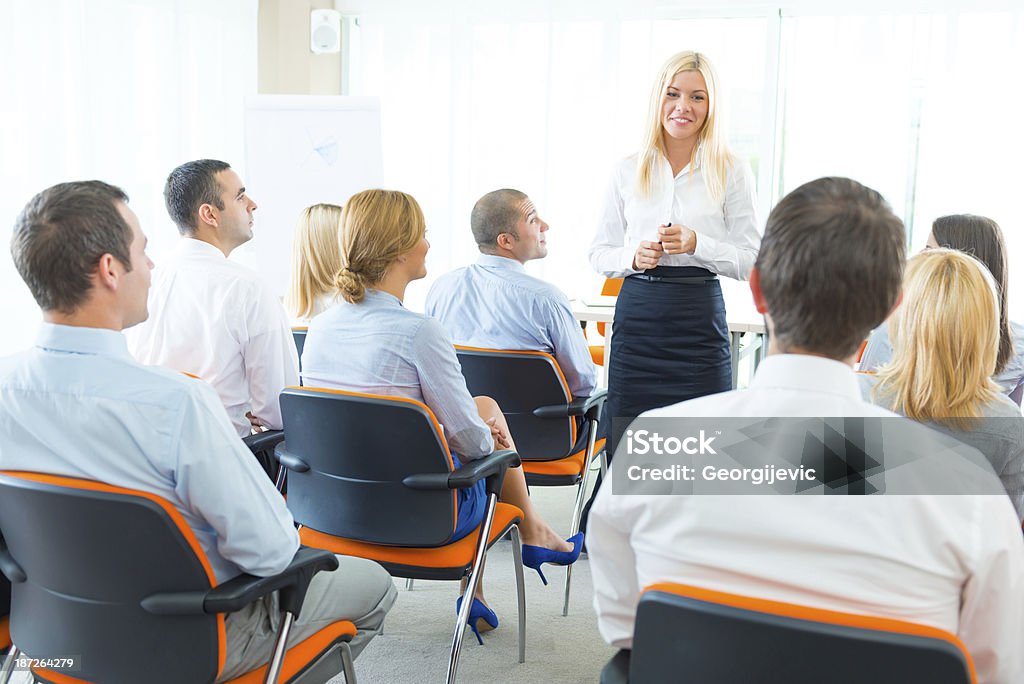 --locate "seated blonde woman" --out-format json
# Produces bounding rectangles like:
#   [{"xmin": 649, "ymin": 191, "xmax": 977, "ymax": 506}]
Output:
[
  {"xmin": 861, "ymin": 248, "xmax": 1024, "ymax": 519},
  {"xmin": 860, "ymin": 214, "xmax": 1024, "ymax": 405},
  {"xmin": 301, "ymin": 189, "xmax": 582, "ymax": 642},
  {"xmin": 286, "ymin": 203, "xmax": 343, "ymax": 323}
]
